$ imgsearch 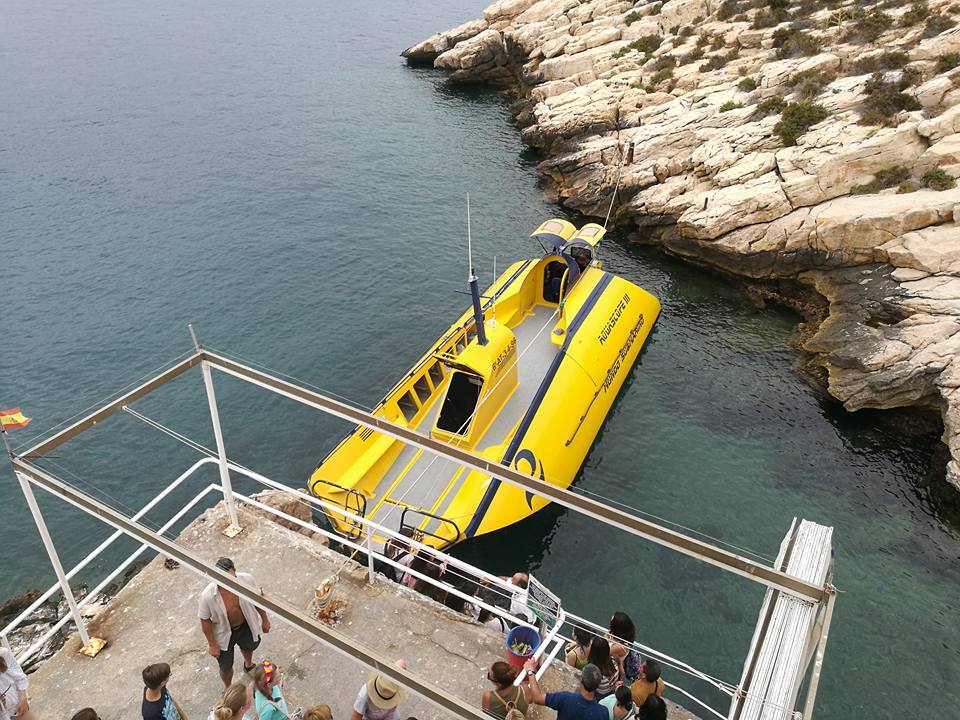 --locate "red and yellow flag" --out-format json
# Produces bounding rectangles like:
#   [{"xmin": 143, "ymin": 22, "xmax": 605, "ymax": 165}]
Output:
[{"xmin": 0, "ymin": 407, "xmax": 32, "ymax": 430}]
